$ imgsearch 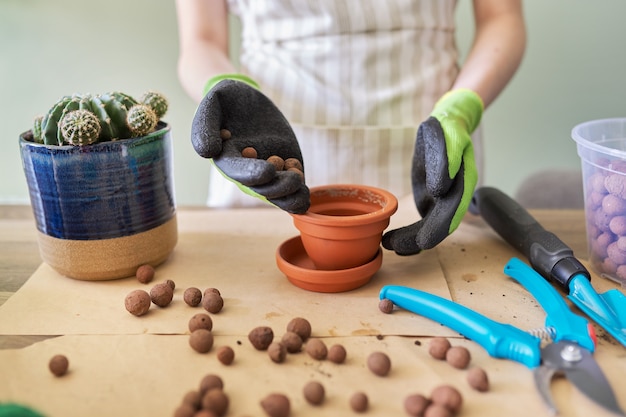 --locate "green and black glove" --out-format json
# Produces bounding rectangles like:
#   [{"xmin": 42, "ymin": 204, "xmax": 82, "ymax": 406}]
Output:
[
  {"xmin": 191, "ymin": 74, "xmax": 310, "ymax": 214},
  {"xmin": 382, "ymin": 89, "xmax": 483, "ymax": 255}
]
